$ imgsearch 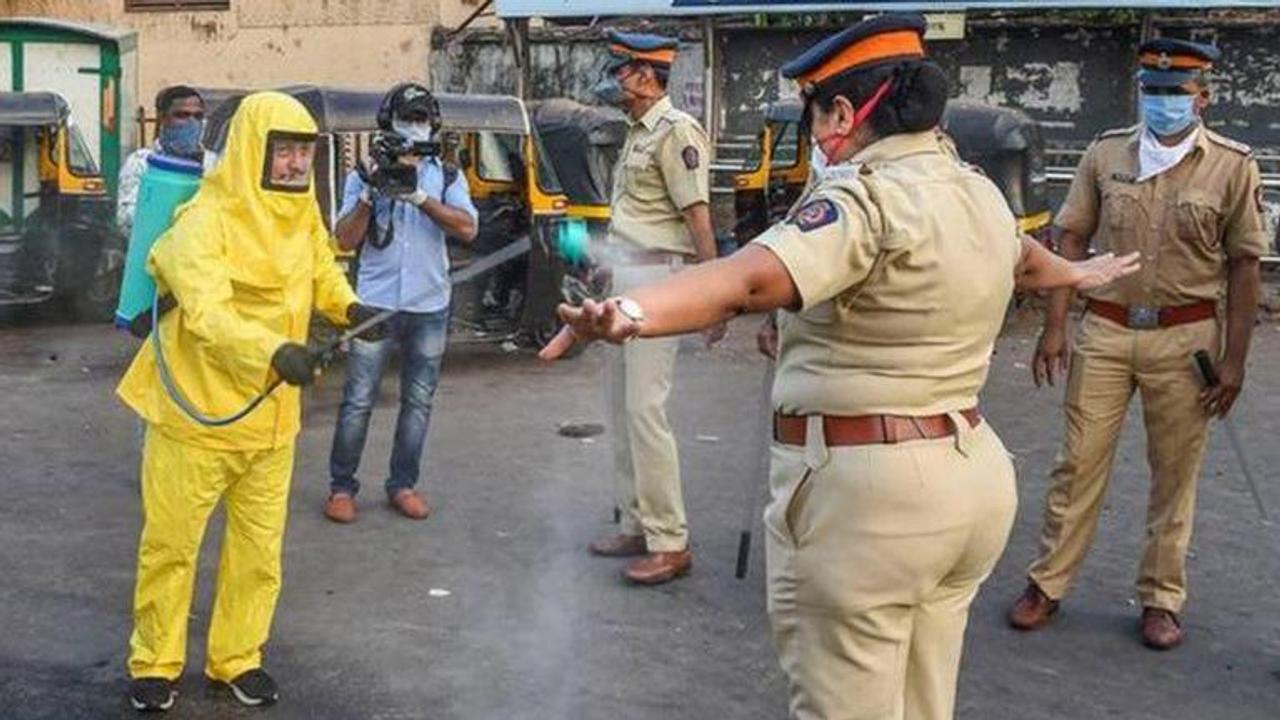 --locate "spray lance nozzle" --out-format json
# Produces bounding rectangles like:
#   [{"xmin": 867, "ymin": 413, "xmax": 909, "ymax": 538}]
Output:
[{"xmin": 555, "ymin": 218, "xmax": 592, "ymax": 267}]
